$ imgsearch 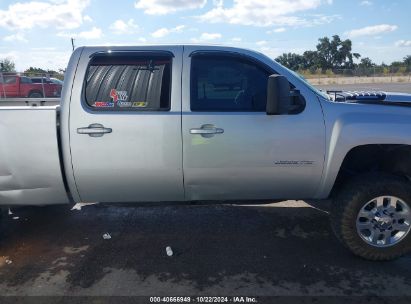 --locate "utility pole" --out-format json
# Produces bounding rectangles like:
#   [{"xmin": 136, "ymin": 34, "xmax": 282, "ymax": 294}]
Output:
[{"xmin": 71, "ymin": 38, "xmax": 75, "ymax": 52}]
